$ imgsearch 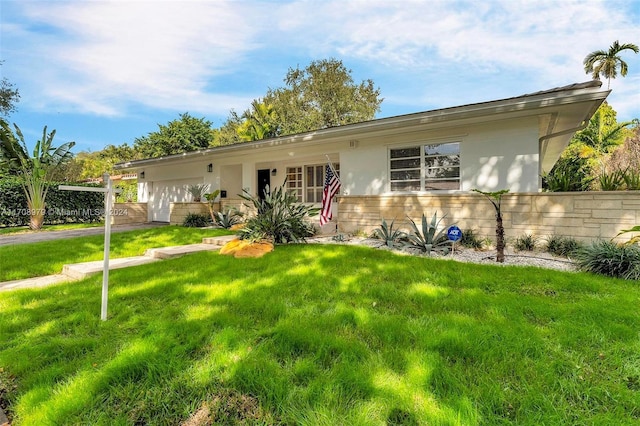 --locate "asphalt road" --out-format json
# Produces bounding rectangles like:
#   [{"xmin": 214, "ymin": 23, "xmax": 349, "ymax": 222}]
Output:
[{"xmin": 0, "ymin": 222, "xmax": 168, "ymax": 246}]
